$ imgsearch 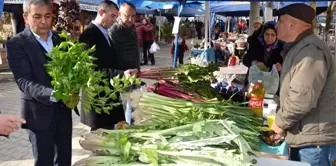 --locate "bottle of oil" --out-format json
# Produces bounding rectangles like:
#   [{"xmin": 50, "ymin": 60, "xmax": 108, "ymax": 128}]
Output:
[
  {"xmin": 247, "ymin": 83, "xmax": 255, "ymax": 97},
  {"xmin": 248, "ymin": 80, "xmax": 265, "ymax": 118}
]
